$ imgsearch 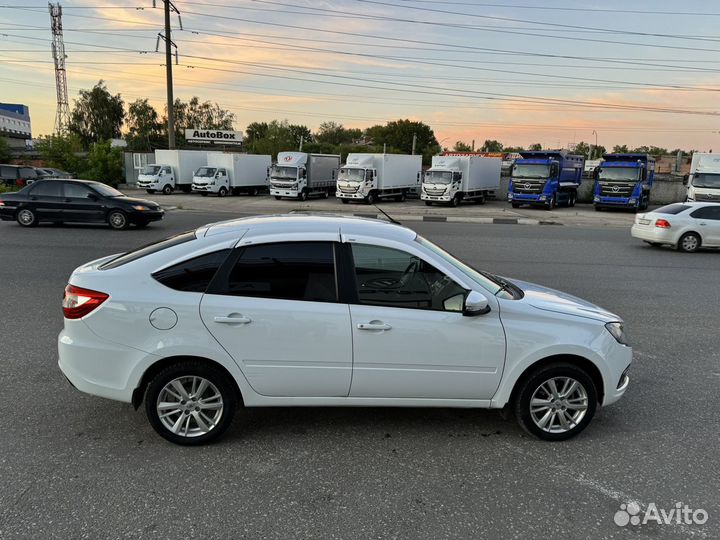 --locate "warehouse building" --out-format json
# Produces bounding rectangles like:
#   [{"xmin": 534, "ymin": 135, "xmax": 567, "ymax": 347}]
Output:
[{"xmin": 0, "ymin": 103, "xmax": 32, "ymax": 149}]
